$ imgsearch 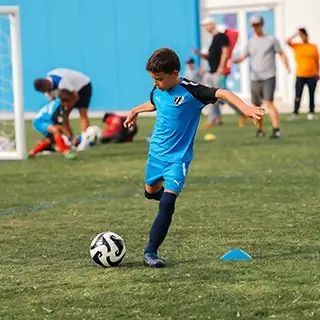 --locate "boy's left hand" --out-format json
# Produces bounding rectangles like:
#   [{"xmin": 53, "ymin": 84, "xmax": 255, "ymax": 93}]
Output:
[
  {"xmin": 243, "ymin": 105, "xmax": 265, "ymax": 125},
  {"xmin": 124, "ymin": 110, "xmax": 138, "ymax": 128}
]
